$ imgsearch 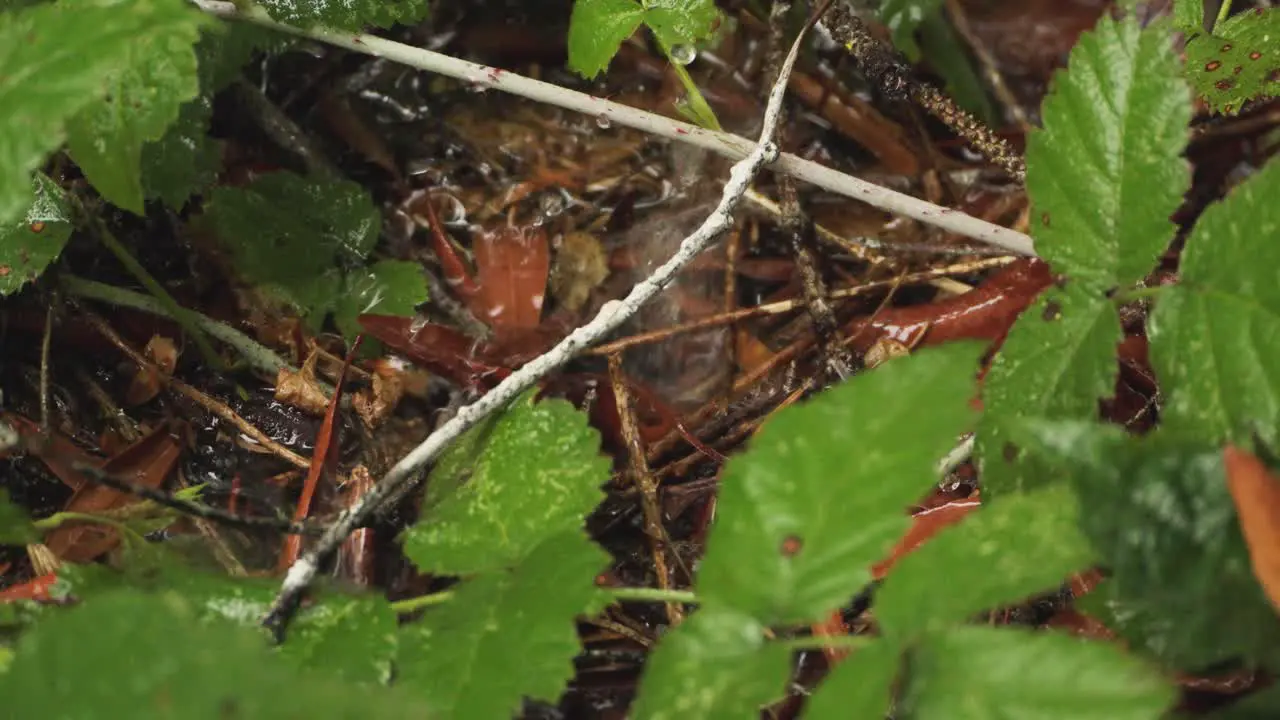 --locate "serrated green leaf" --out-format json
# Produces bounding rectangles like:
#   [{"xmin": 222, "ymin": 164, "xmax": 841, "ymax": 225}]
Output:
[
  {"xmin": 1149, "ymin": 161, "xmax": 1280, "ymax": 446},
  {"xmin": 879, "ymin": 0, "xmax": 942, "ymax": 60},
  {"xmin": 1174, "ymin": 0, "xmax": 1206, "ymax": 34},
  {"xmin": 403, "ymin": 391, "xmax": 610, "ymax": 575},
  {"xmin": 0, "ymin": 489, "xmax": 36, "ymax": 544},
  {"xmin": 900, "ymin": 626, "xmax": 1175, "ymax": 719},
  {"xmin": 1026, "ymin": 15, "xmax": 1190, "ymax": 286},
  {"xmin": 398, "ymin": 532, "xmax": 608, "ymax": 717},
  {"xmin": 804, "ymin": 639, "xmax": 898, "ymax": 720},
  {"xmin": 568, "ymin": 0, "xmax": 645, "ymax": 79},
  {"xmin": 141, "ymin": 95, "xmax": 220, "ymax": 210},
  {"xmin": 66, "ymin": 8, "xmax": 206, "ymax": 214},
  {"xmin": 977, "ymin": 285, "xmax": 1121, "ymax": 494},
  {"xmin": 641, "ymin": 0, "xmax": 722, "ymax": 52},
  {"xmin": 0, "ymin": 0, "xmax": 204, "ymax": 225},
  {"xmin": 0, "ymin": 591, "xmax": 427, "ymax": 717},
  {"xmin": 1184, "ymin": 9, "xmax": 1279, "ymax": 115},
  {"xmin": 876, "ymin": 484, "xmax": 1095, "ymax": 639},
  {"xmin": 256, "ymin": 0, "xmax": 429, "ymax": 32},
  {"xmin": 695, "ymin": 343, "xmax": 983, "ymax": 626},
  {"xmin": 0, "ymin": 173, "xmax": 73, "ymax": 296},
  {"xmin": 630, "ymin": 606, "xmax": 791, "ymax": 720},
  {"xmin": 333, "ymin": 259, "xmax": 428, "ymax": 342},
  {"xmin": 1020, "ymin": 421, "xmax": 1280, "ymax": 669},
  {"xmin": 204, "ymin": 171, "xmax": 379, "ymax": 324},
  {"xmin": 280, "ymin": 594, "xmax": 396, "ymax": 685}
]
